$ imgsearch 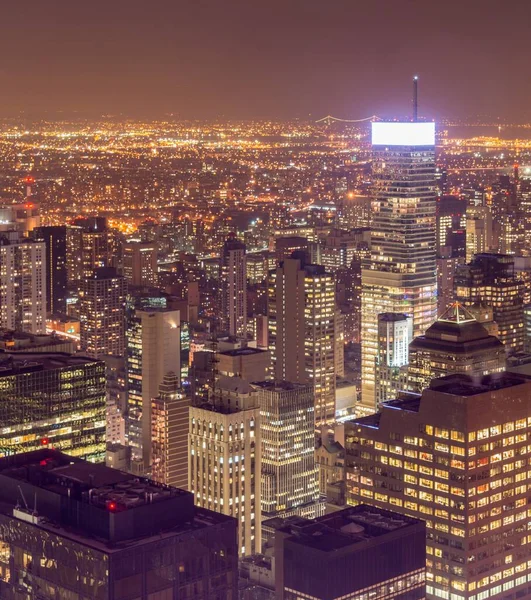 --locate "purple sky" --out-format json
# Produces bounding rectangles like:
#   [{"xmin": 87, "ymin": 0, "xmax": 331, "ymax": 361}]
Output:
[{"xmin": 1, "ymin": 0, "xmax": 529, "ymax": 120}]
